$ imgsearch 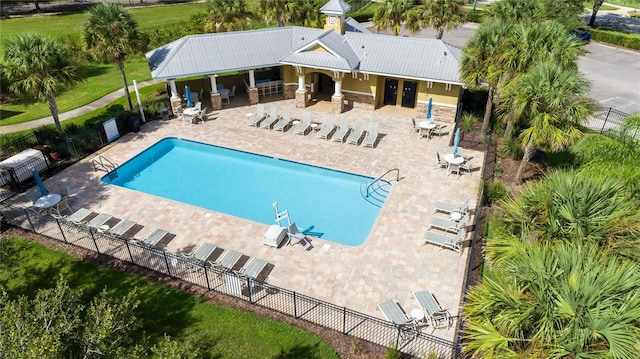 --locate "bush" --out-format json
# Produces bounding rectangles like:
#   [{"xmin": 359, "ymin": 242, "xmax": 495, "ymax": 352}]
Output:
[
  {"xmin": 483, "ymin": 181, "xmax": 509, "ymax": 206},
  {"xmin": 466, "ymin": 9, "xmax": 488, "ymax": 23},
  {"xmin": 497, "ymin": 136, "xmax": 524, "ymax": 160},
  {"xmin": 590, "ymin": 28, "xmax": 640, "ymax": 50}
]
